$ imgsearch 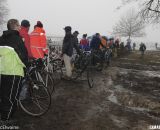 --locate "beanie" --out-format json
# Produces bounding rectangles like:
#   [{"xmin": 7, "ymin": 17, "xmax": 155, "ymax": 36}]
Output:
[{"xmin": 21, "ymin": 20, "xmax": 30, "ymax": 27}]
